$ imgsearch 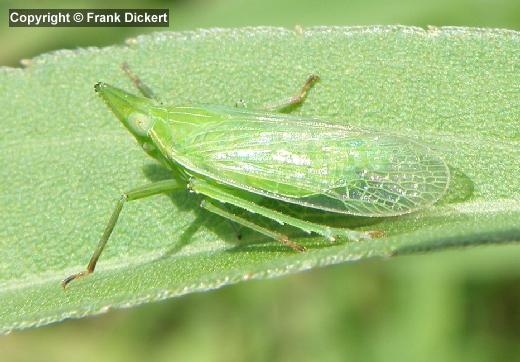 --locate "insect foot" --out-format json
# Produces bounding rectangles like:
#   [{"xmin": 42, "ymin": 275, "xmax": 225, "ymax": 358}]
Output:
[
  {"xmin": 234, "ymin": 99, "xmax": 248, "ymax": 108},
  {"xmin": 367, "ymin": 230, "xmax": 385, "ymax": 238},
  {"xmin": 61, "ymin": 270, "xmax": 91, "ymax": 289},
  {"xmin": 279, "ymin": 235, "xmax": 306, "ymax": 252},
  {"xmin": 330, "ymin": 229, "xmax": 379, "ymax": 242}
]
